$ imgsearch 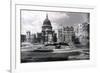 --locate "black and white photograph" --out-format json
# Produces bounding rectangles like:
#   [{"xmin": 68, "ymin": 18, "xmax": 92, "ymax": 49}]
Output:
[{"xmin": 20, "ymin": 10, "xmax": 90, "ymax": 63}]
